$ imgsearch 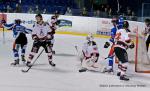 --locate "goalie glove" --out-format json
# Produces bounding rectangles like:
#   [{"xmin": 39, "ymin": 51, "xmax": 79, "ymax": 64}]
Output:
[{"xmin": 104, "ymin": 42, "xmax": 110, "ymax": 48}]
